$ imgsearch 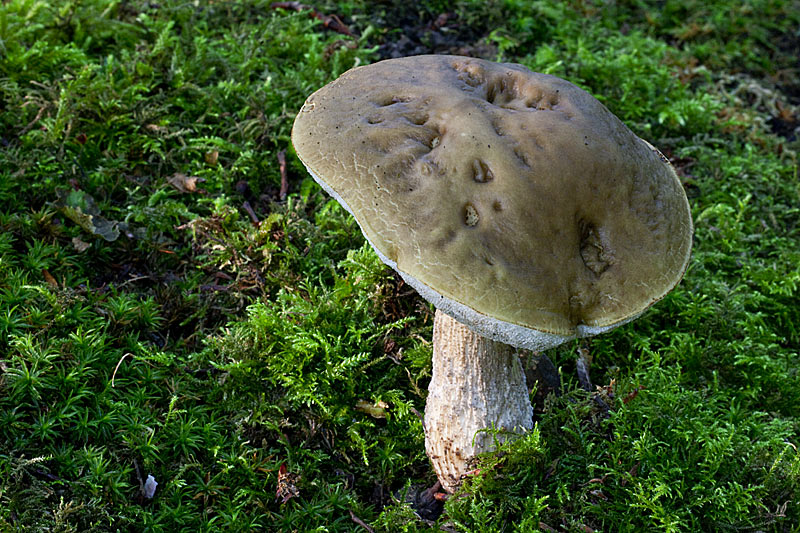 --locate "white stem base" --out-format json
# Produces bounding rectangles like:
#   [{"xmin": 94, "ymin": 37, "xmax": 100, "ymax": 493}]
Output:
[{"xmin": 424, "ymin": 309, "xmax": 533, "ymax": 493}]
